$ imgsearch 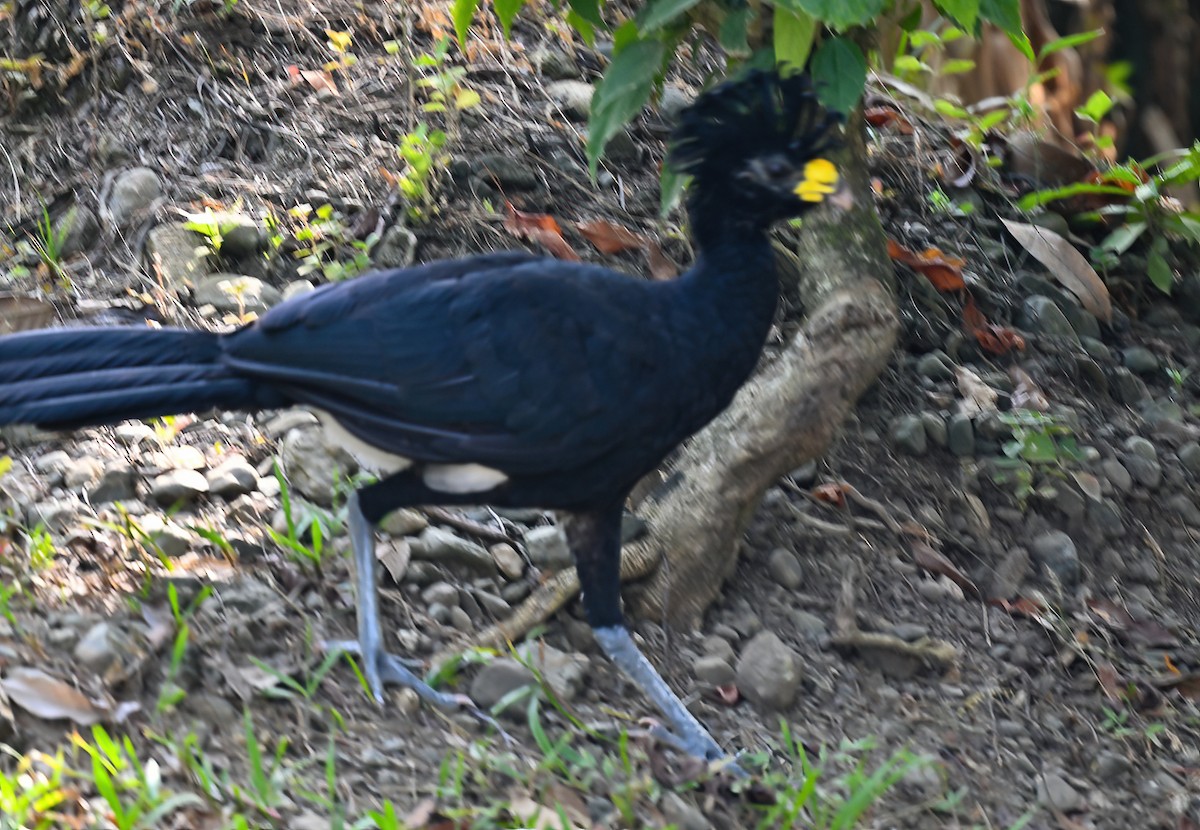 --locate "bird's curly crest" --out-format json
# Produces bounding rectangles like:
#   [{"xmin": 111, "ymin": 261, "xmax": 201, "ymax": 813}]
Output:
[{"xmin": 668, "ymin": 69, "xmax": 843, "ymax": 179}]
